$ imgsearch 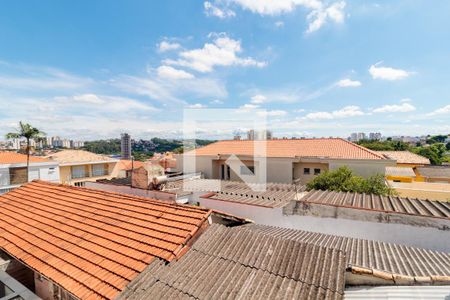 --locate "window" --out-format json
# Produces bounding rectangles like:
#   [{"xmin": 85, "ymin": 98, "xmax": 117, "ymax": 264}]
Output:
[
  {"xmin": 314, "ymin": 168, "xmax": 321, "ymax": 175},
  {"xmin": 74, "ymin": 182, "xmax": 85, "ymax": 187},
  {"xmin": 240, "ymin": 165, "xmax": 255, "ymax": 176},
  {"xmin": 71, "ymin": 166, "xmax": 86, "ymax": 179},
  {"xmin": 92, "ymin": 164, "xmax": 107, "ymax": 177},
  {"xmin": 303, "ymin": 168, "xmax": 310, "ymax": 175},
  {"xmin": 9, "ymin": 167, "xmax": 27, "ymax": 185}
]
